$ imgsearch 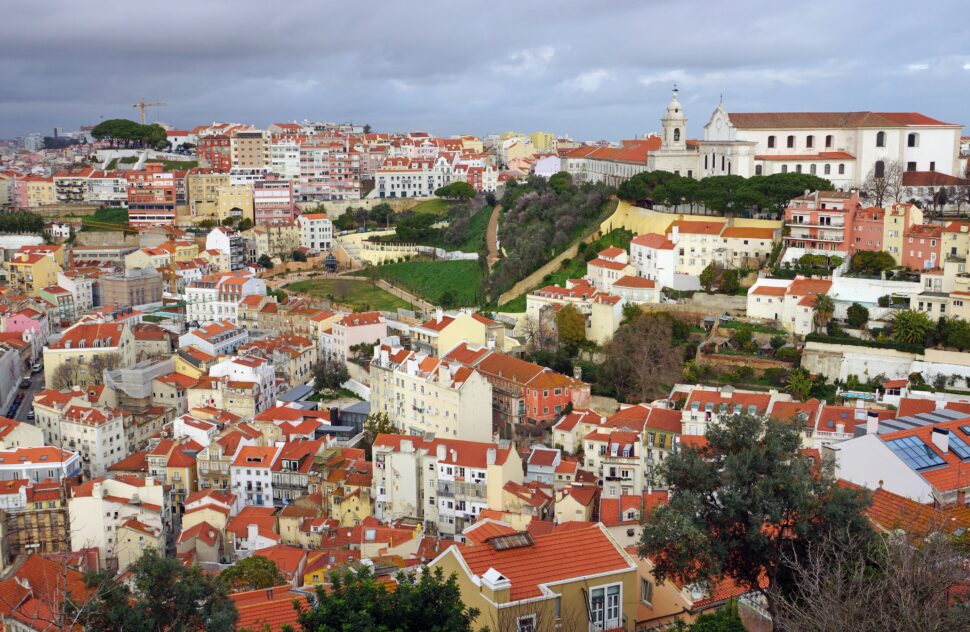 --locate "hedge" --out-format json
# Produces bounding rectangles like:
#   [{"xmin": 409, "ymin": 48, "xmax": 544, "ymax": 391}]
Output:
[{"xmin": 804, "ymin": 333, "xmax": 924, "ymax": 355}]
